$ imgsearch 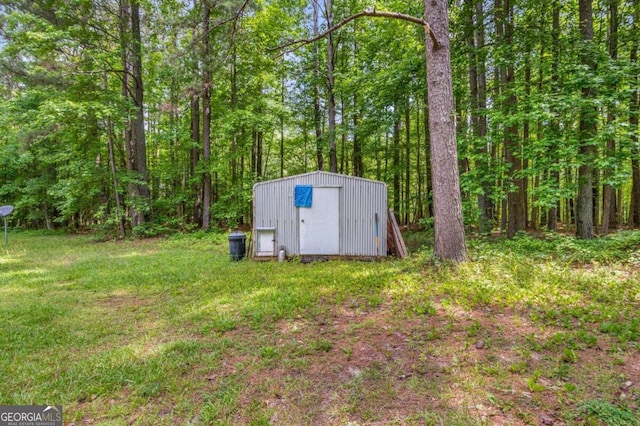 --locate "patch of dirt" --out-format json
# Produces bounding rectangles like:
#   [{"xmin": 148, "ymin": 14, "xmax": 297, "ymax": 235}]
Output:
[
  {"xmin": 68, "ymin": 298, "xmax": 640, "ymax": 425},
  {"xmin": 225, "ymin": 300, "xmax": 640, "ymax": 425},
  {"xmin": 93, "ymin": 292, "xmax": 153, "ymax": 309}
]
